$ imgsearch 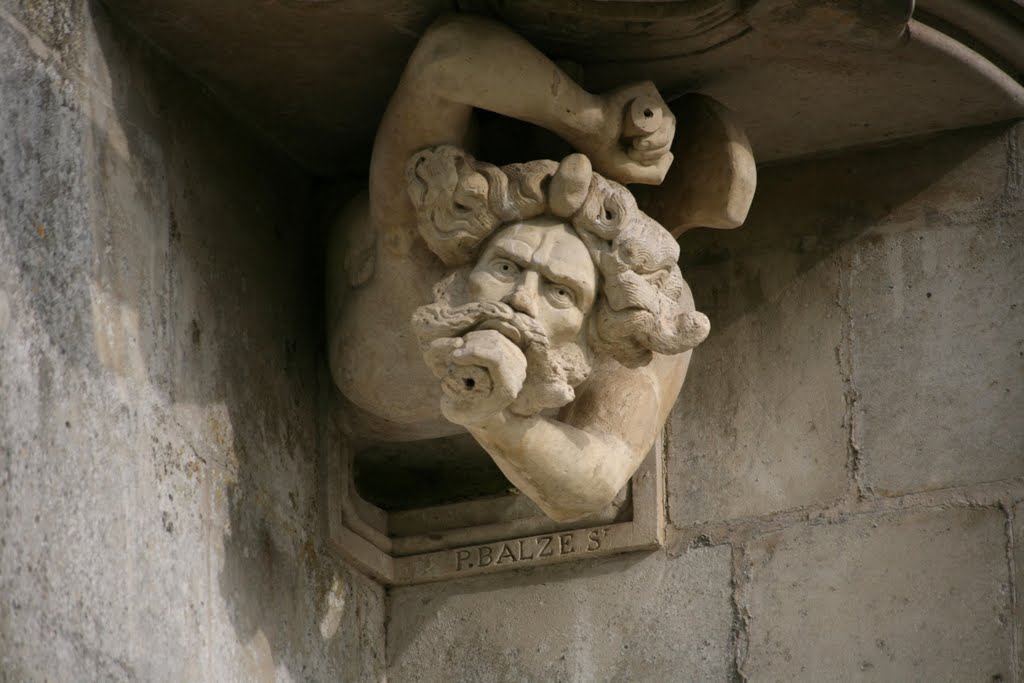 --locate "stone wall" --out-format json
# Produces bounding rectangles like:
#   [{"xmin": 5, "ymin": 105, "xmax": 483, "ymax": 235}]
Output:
[
  {"xmin": 0, "ymin": 2, "xmax": 384, "ymax": 680},
  {"xmin": 2, "ymin": 1, "xmax": 1022, "ymax": 681},
  {"xmin": 387, "ymin": 122, "xmax": 1024, "ymax": 681}
]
